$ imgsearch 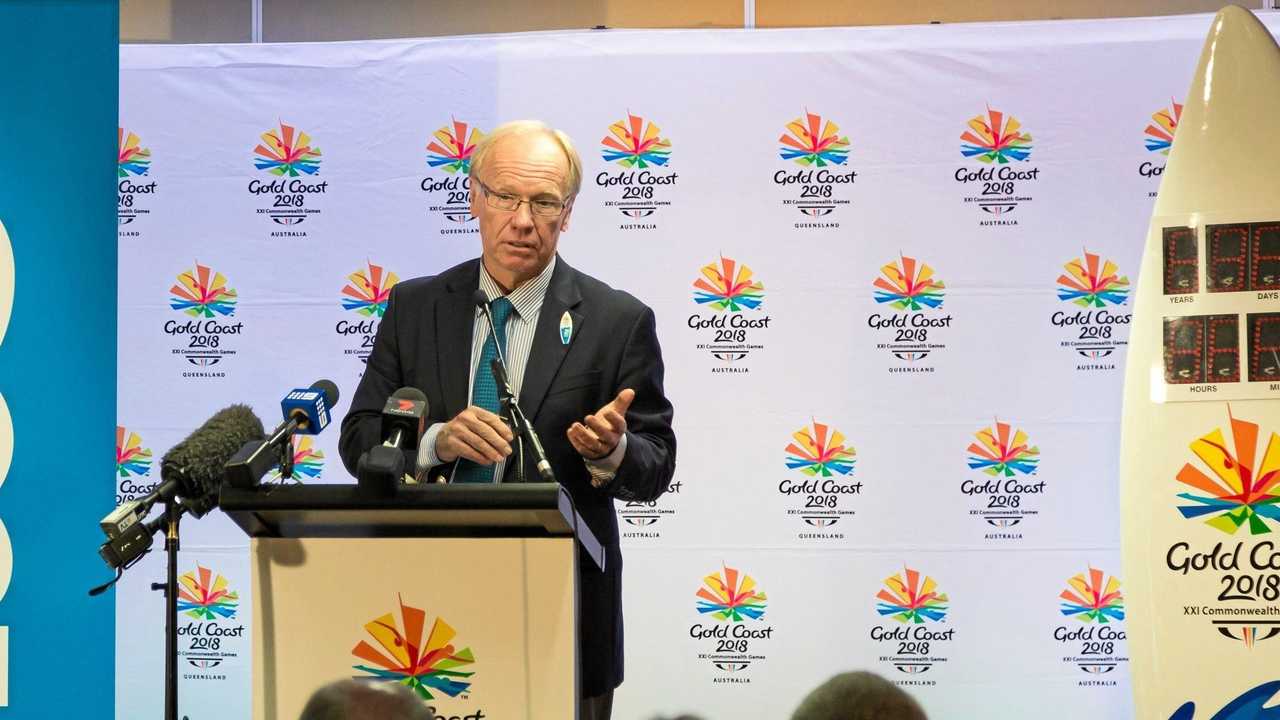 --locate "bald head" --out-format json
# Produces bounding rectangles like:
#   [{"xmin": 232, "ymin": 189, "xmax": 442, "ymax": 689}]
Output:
[{"xmin": 298, "ymin": 679, "xmax": 432, "ymax": 720}]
